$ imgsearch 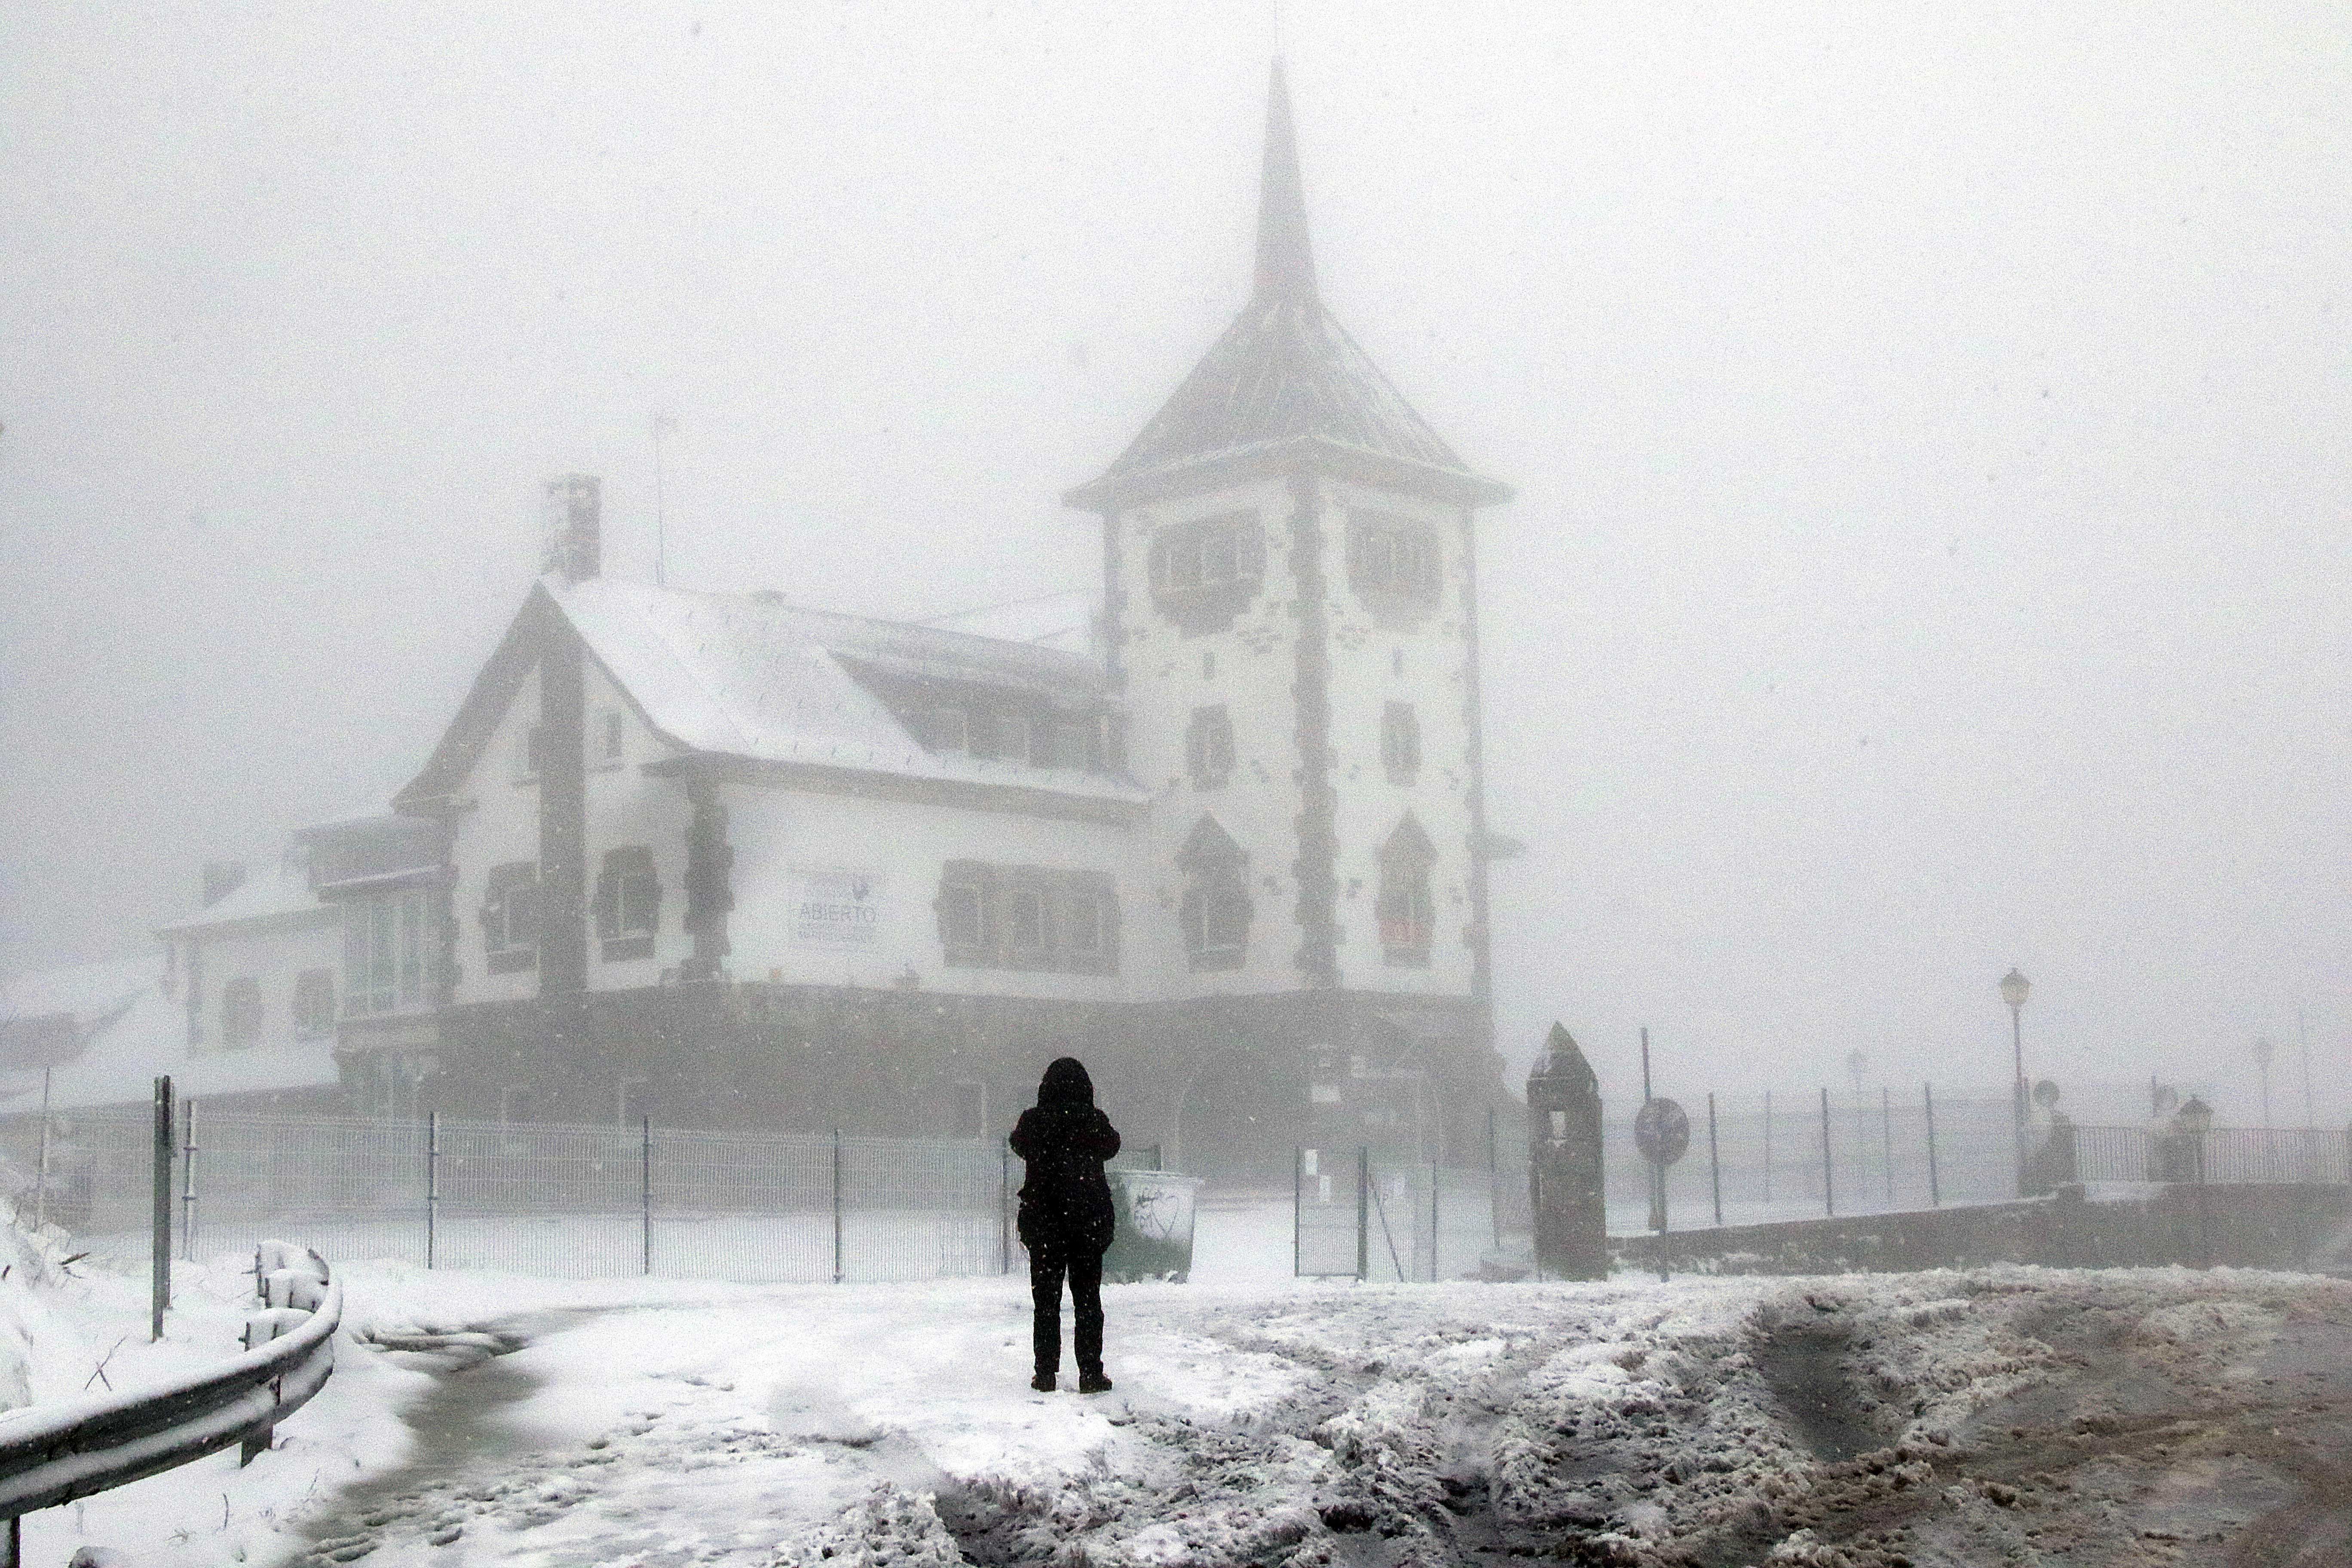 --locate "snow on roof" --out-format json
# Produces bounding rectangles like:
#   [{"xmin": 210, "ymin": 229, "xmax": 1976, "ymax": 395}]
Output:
[
  {"xmin": 0, "ymin": 956, "xmax": 157, "ymax": 1028},
  {"xmin": 917, "ymin": 590, "xmax": 1095, "ymax": 655},
  {"xmin": 0, "ymin": 983, "xmax": 336, "ymax": 1114},
  {"xmin": 553, "ymin": 579, "xmax": 1146, "ymax": 806},
  {"xmin": 156, "ymin": 856, "xmax": 330, "ymax": 934}
]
